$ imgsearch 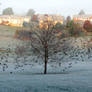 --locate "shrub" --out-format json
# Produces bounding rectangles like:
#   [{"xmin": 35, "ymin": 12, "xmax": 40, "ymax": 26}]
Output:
[
  {"xmin": 23, "ymin": 21, "xmax": 30, "ymax": 27},
  {"xmin": 66, "ymin": 20, "xmax": 85, "ymax": 36},
  {"xmin": 15, "ymin": 30, "xmax": 32, "ymax": 40},
  {"xmin": 54, "ymin": 22, "xmax": 64, "ymax": 30}
]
